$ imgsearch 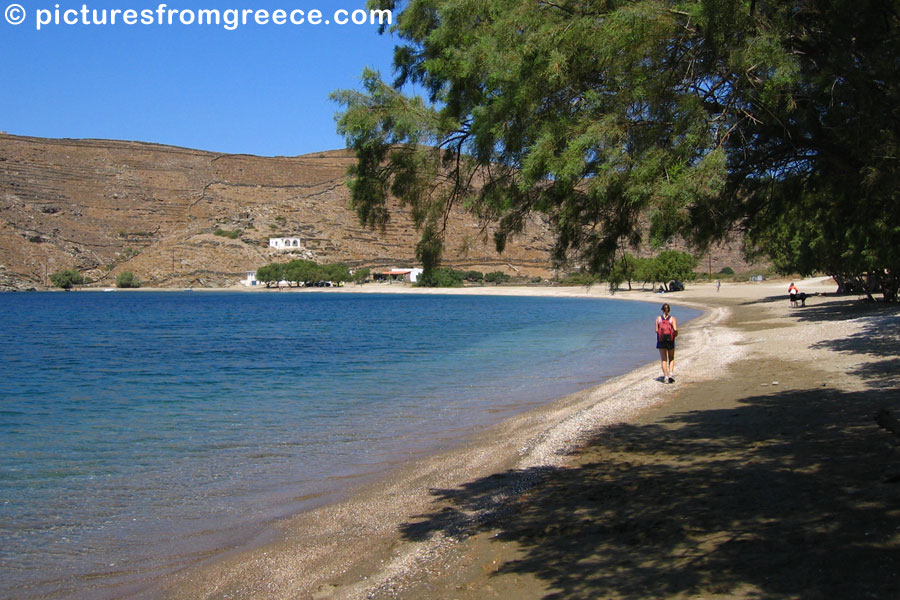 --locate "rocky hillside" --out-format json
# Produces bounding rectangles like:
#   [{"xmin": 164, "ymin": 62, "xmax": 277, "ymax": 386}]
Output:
[{"xmin": 0, "ymin": 133, "xmax": 760, "ymax": 289}]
